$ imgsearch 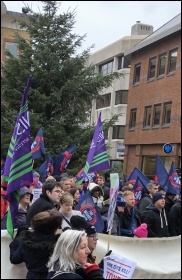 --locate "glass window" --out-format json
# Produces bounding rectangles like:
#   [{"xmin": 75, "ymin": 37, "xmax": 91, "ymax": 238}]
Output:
[
  {"xmin": 5, "ymin": 42, "xmax": 19, "ymax": 58},
  {"xmin": 115, "ymin": 90, "xmax": 128, "ymax": 105},
  {"xmin": 162, "ymin": 102, "xmax": 172, "ymax": 125},
  {"xmin": 168, "ymin": 49, "xmax": 178, "ymax": 73},
  {"xmin": 158, "ymin": 53, "xmax": 167, "ymax": 76},
  {"xmin": 99, "ymin": 60, "xmax": 113, "ymax": 75},
  {"xmin": 142, "ymin": 156, "xmax": 170, "ymax": 180},
  {"xmin": 118, "ymin": 55, "xmax": 124, "ymax": 70},
  {"xmin": 129, "ymin": 109, "xmax": 137, "ymax": 129},
  {"xmin": 96, "ymin": 93, "xmax": 111, "ymax": 109},
  {"xmin": 153, "ymin": 104, "xmax": 161, "ymax": 126},
  {"xmin": 112, "ymin": 125, "xmax": 125, "ymax": 139},
  {"xmin": 133, "ymin": 63, "xmax": 141, "ymax": 84},
  {"xmin": 148, "ymin": 57, "xmax": 157, "ymax": 79},
  {"xmin": 143, "ymin": 106, "xmax": 152, "ymax": 127}
]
